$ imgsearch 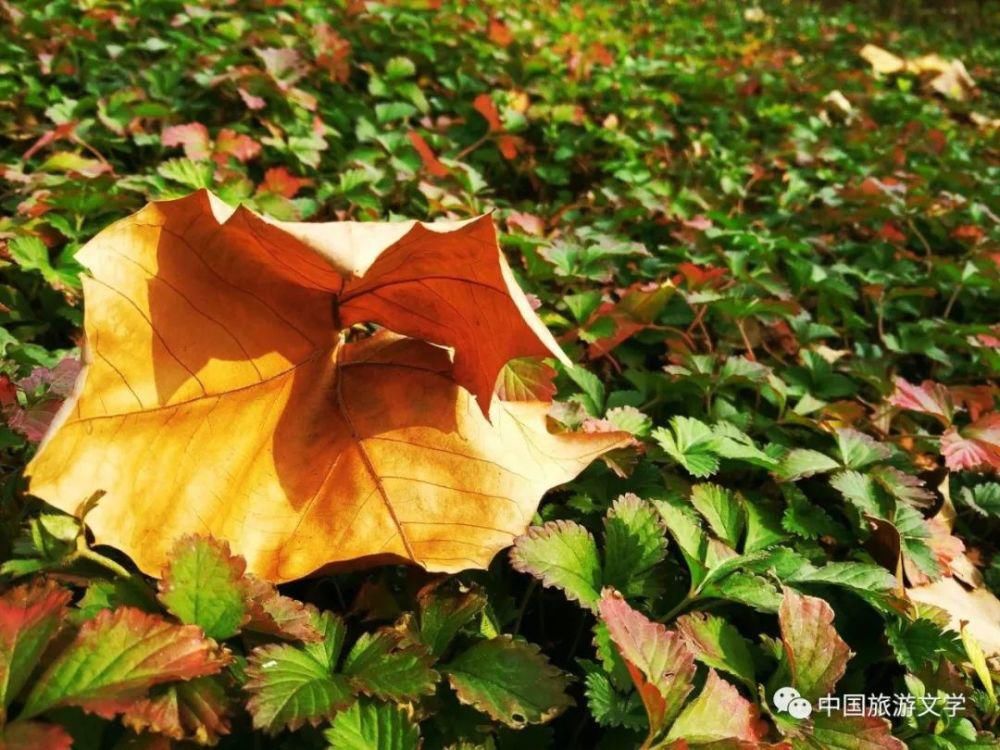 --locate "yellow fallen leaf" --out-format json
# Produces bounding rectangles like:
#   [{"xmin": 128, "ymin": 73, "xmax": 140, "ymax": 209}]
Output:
[
  {"xmin": 859, "ymin": 45, "xmax": 976, "ymax": 101},
  {"xmin": 860, "ymin": 44, "xmax": 906, "ymax": 75},
  {"xmin": 27, "ymin": 190, "xmax": 628, "ymax": 582},
  {"xmin": 908, "ymin": 577, "xmax": 1000, "ymax": 657}
]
